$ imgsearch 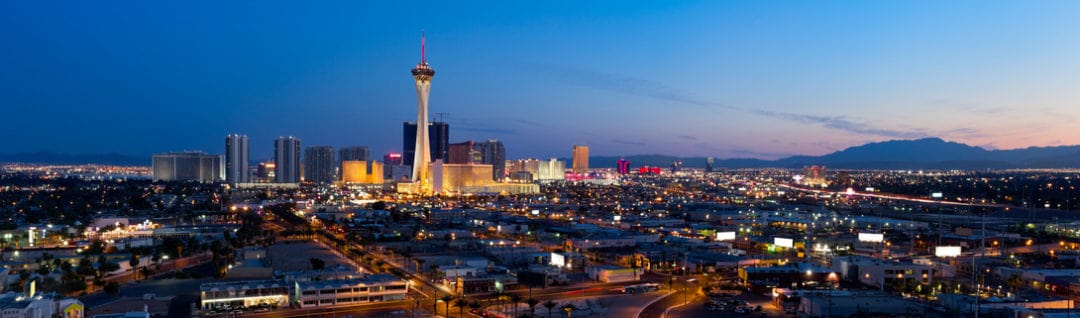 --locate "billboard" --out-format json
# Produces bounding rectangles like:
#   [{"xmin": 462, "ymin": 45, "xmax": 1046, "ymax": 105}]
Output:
[
  {"xmin": 716, "ymin": 231, "xmax": 736, "ymax": 241},
  {"xmin": 858, "ymin": 233, "xmax": 885, "ymax": 243},
  {"xmin": 774, "ymin": 237, "xmax": 794, "ymax": 248},
  {"xmin": 550, "ymin": 253, "xmax": 566, "ymax": 268},
  {"xmin": 935, "ymin": 246, "xmax": 962, "ymax": 257}
]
